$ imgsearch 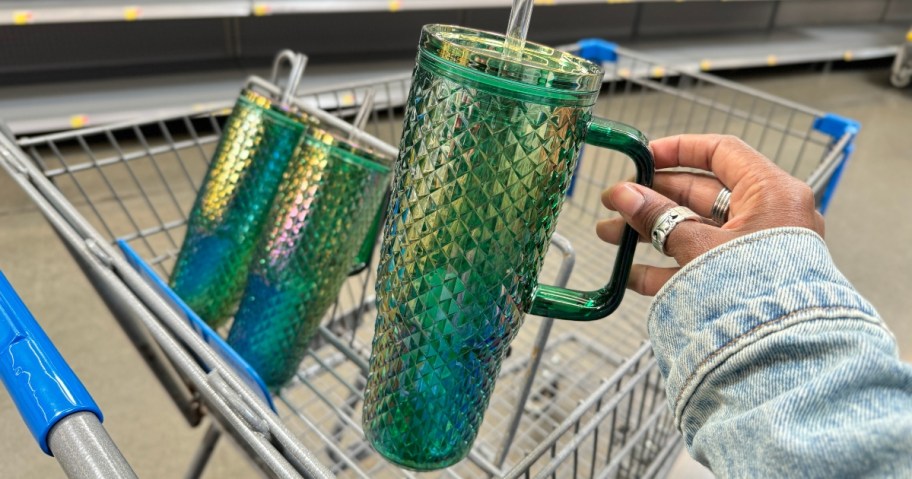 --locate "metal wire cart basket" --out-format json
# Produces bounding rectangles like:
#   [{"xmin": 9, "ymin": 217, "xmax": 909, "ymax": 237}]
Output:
[
  {"xmin": 0, "ymin": 40, "xmax": 859, "ymax": 479},
  {"xmin": 891, "ymin": 26, "xmax": 912, "ymax": 88}
]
